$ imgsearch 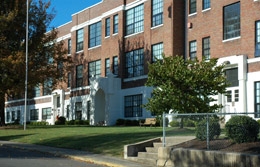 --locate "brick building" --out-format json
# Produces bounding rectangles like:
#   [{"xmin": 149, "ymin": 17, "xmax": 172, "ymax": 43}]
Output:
[{"xmin": 5, "ymin": 0, "xmax": 260, "ymax": 125}]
